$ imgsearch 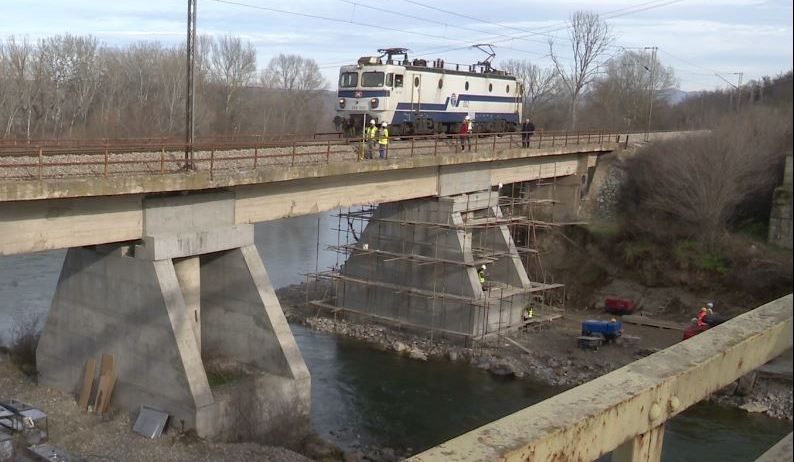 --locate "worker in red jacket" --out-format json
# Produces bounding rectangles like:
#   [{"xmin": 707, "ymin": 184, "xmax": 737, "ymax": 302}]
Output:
[{"xmin": 459, "ymin": 115, "xmax": 472, "ymax": 152}]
